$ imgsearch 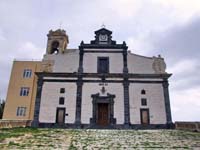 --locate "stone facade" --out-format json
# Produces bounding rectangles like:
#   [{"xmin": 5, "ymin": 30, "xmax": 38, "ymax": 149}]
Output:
[
  {"xmin": 3, "ymin": 28, "xmax": 172, "ymax": 129},
  {"xmin": 36, "ymin": 28, "xmax": 172, "ymax": 129}
]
